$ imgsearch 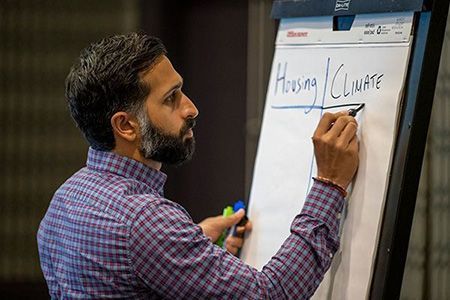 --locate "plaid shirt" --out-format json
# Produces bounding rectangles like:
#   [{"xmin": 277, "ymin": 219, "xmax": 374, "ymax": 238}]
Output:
[{"xmin": 37, "ymin": 148, "xmax": 344, "ymax": 299}]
